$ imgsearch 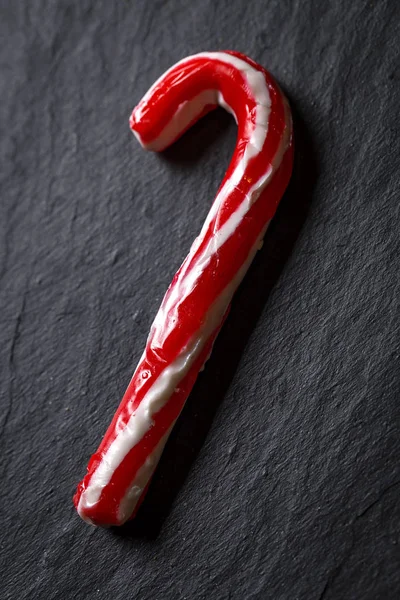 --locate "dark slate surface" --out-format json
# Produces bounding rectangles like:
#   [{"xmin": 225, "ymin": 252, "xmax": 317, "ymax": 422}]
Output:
[{"xmin": 1, "ymin": 1, "xmax": 399, "ymax": 599}]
